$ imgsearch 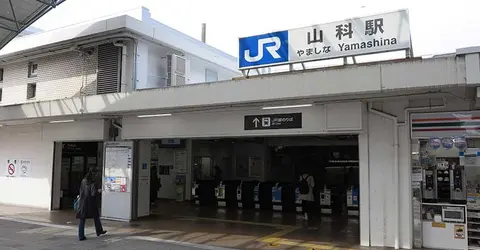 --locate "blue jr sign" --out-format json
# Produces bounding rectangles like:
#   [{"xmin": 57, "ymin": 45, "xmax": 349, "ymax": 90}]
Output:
[{"xmin": 238, "ymin": 31, "xmax": 289, "ymax": 69}]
